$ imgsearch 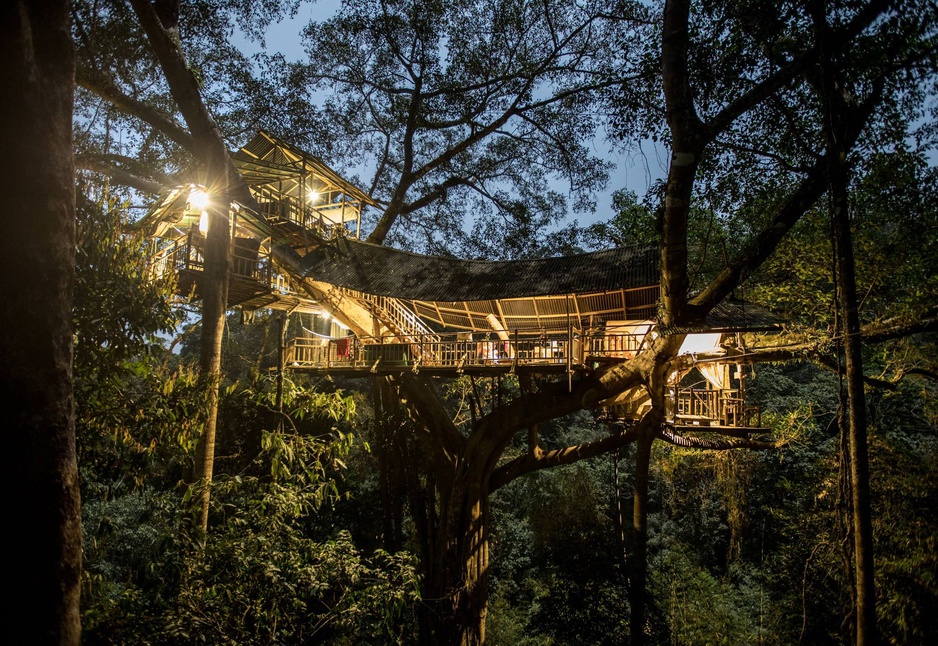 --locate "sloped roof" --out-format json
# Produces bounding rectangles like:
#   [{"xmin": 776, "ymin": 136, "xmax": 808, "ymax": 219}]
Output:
[
  {"xmin": 233, "ymin": 131, "xmax": 378, "ymax": 207},
  {"xmin": 299, "ymin": 238, "xmax": 660, "ymax": 301},
  {"xmin": 135, "ymin": 130, "xmax": 376, "ymax": 237}
]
